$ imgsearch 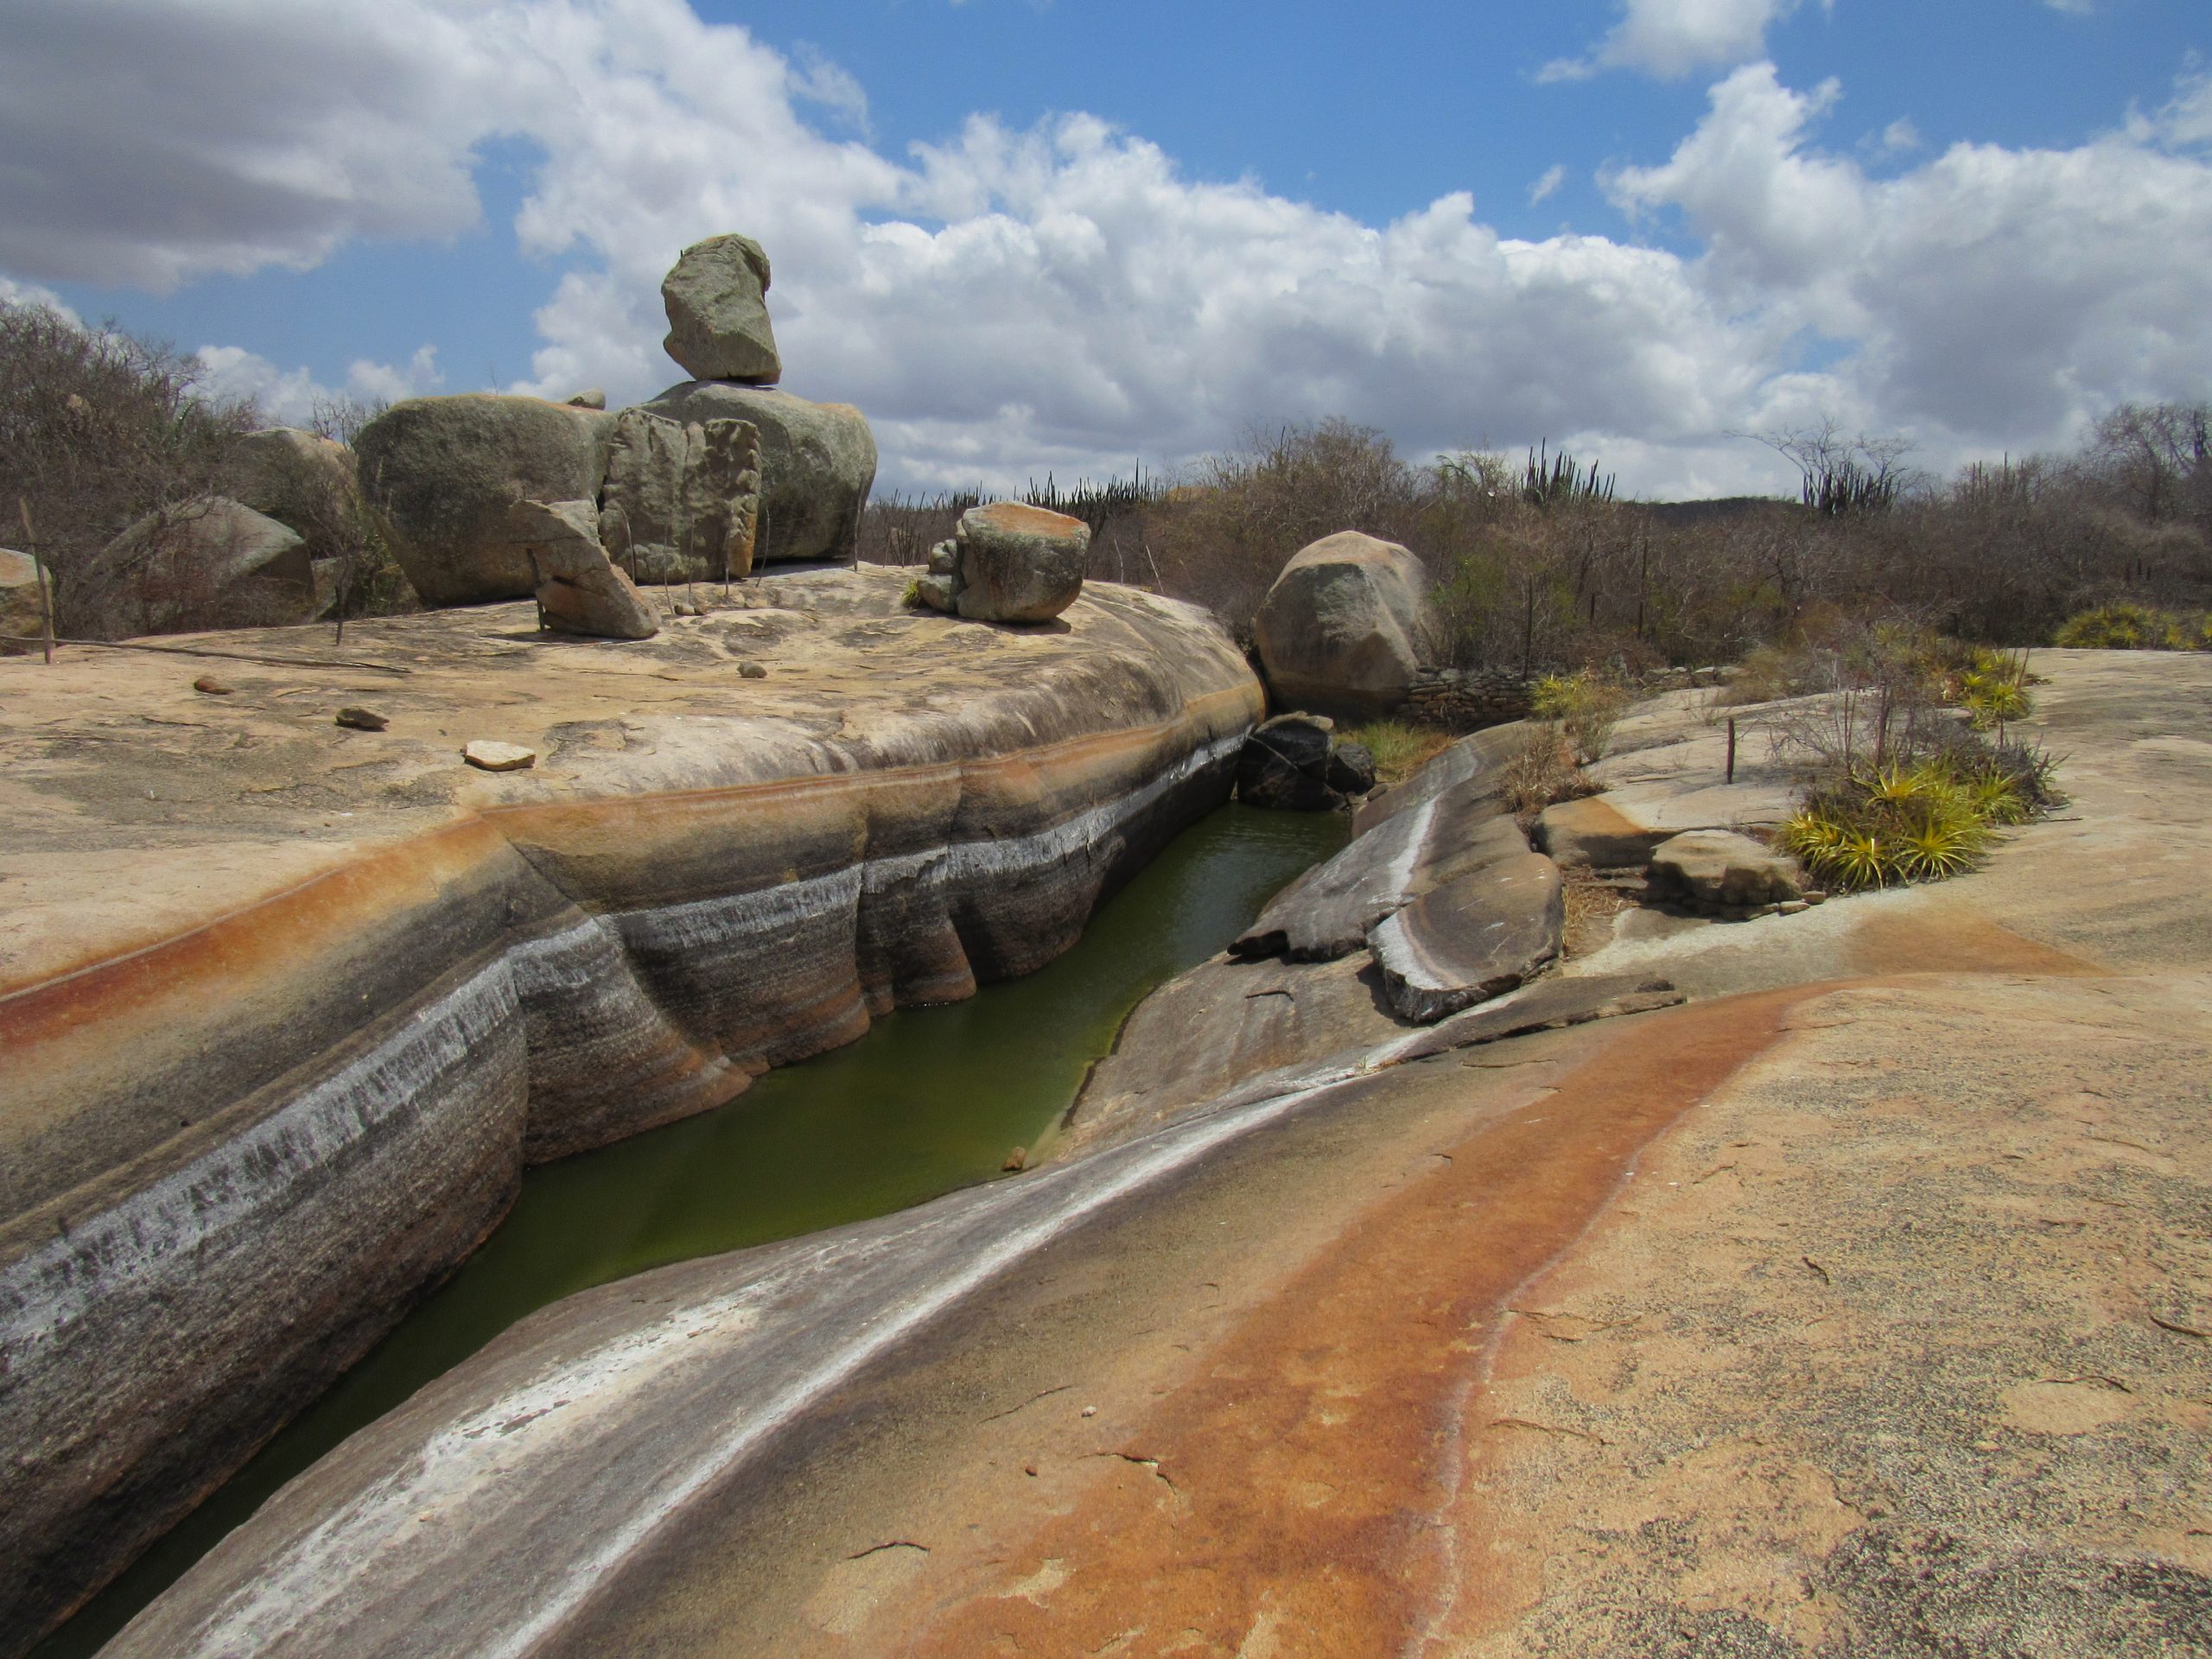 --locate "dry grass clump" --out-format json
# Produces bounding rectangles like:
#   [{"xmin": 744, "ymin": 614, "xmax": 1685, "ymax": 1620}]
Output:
[
  {"xmin": 1529, "ymin": 669, "xmax": 1630, "ymax": 763},
  {"xmin": 1501, "ymin": 724, "xmax": 1600, "ymax": 822},
  {"xmin": 1339, "ymin": 718, "xmax": 1454, "ymax": 786}
]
